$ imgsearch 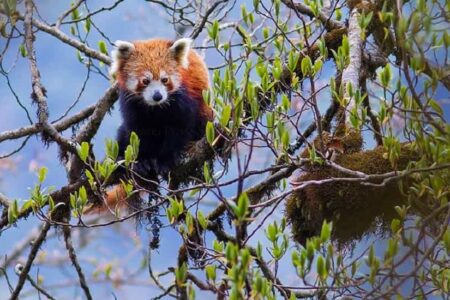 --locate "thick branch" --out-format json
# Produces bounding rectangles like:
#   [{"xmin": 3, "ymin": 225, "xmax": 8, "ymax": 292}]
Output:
[
  {"xmin": 74, "ymin": 84, "xmax": 119, "ymax": 144},
  {"xmin": 341, "ymin": 8, "xmax": 363, "ymax": 127},
  {"xmin": 0, "ymin": 104, "xmax": 95, "ymax": 143},
  {"xmin": 0, "ymin": 192, "xmax": 10, "ymax": 208}
]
